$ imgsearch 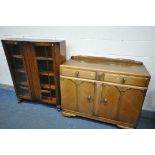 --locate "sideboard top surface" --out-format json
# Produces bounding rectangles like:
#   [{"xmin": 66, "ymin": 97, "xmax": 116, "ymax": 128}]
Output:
[{"xmin": 61, "ymin": 55, "xmax": 150, "ymax": 77}]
